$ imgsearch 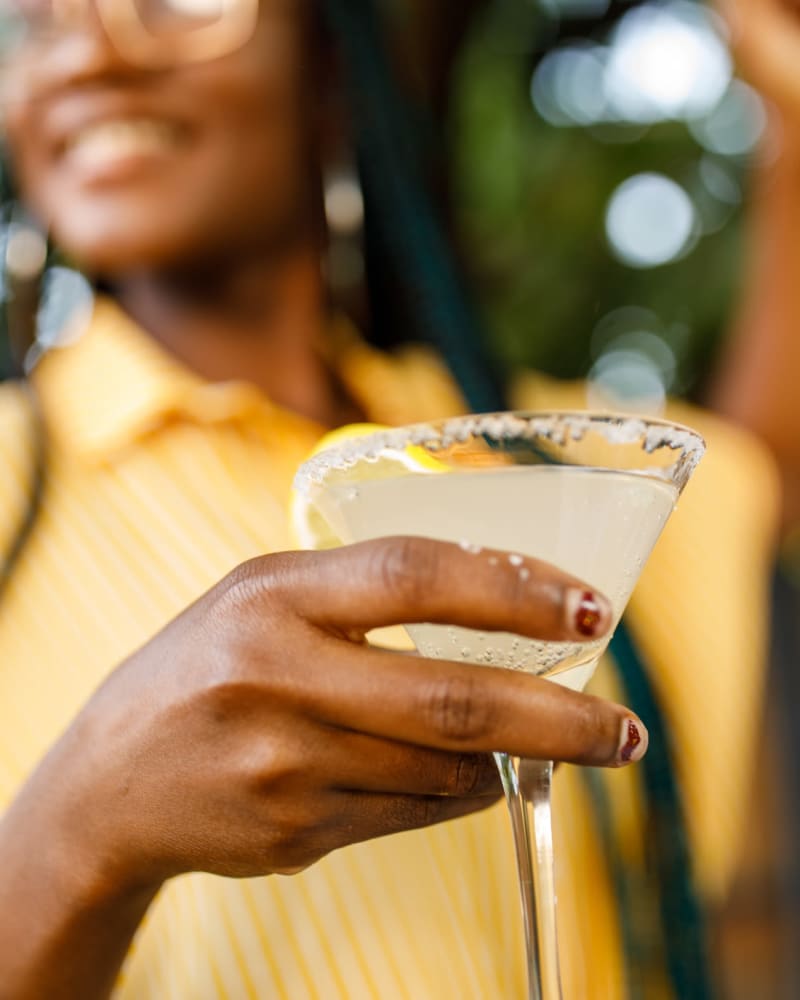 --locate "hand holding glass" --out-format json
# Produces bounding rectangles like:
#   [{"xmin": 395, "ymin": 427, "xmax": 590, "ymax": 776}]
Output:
[{"xmin": 294, "ymin": 411, "xmax": 704, "ymax": 1000}]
